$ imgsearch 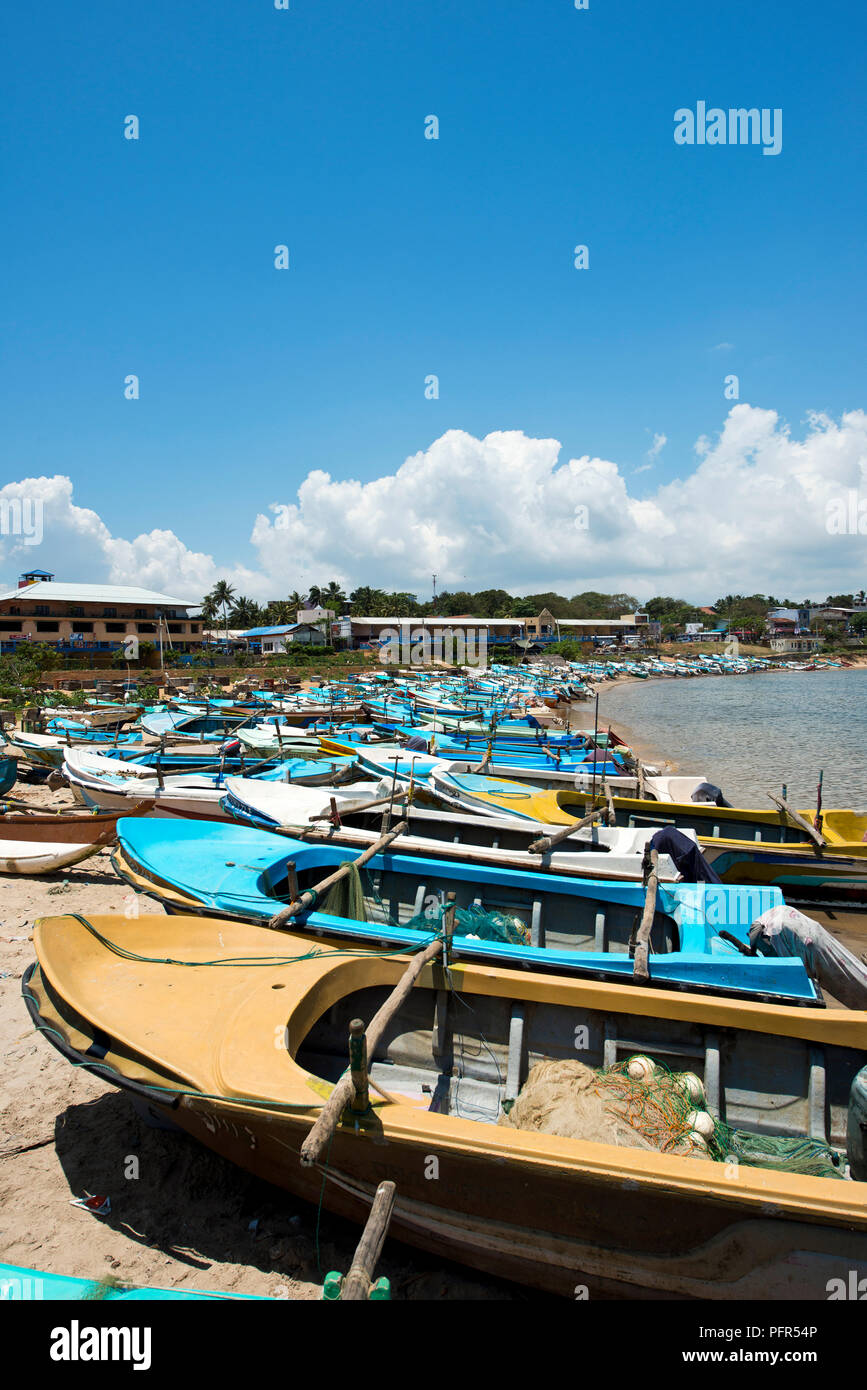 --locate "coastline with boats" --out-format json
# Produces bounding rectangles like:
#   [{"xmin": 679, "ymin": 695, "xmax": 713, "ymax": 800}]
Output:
[{"xmin": 1, "ymin": 657, "xmax": 867, "ymax": 1302}]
